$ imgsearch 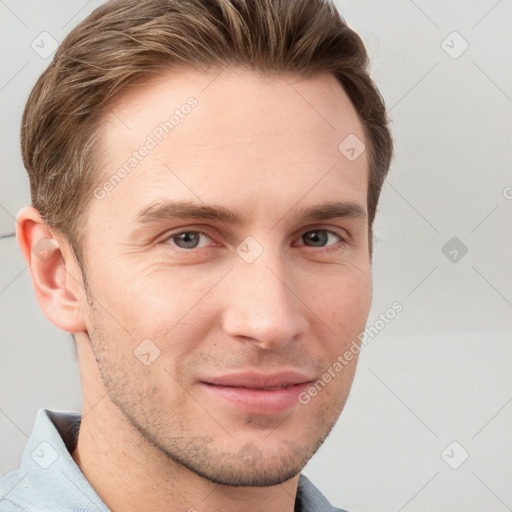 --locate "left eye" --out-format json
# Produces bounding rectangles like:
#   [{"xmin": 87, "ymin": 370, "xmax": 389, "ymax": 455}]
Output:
[
  {"xmin": 298, "ymin": 229, "xmax": 341, "ymax": 248},
  {"xmin": 166, "ymin": 231, "xmax": 211, "ymax": 249}
]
